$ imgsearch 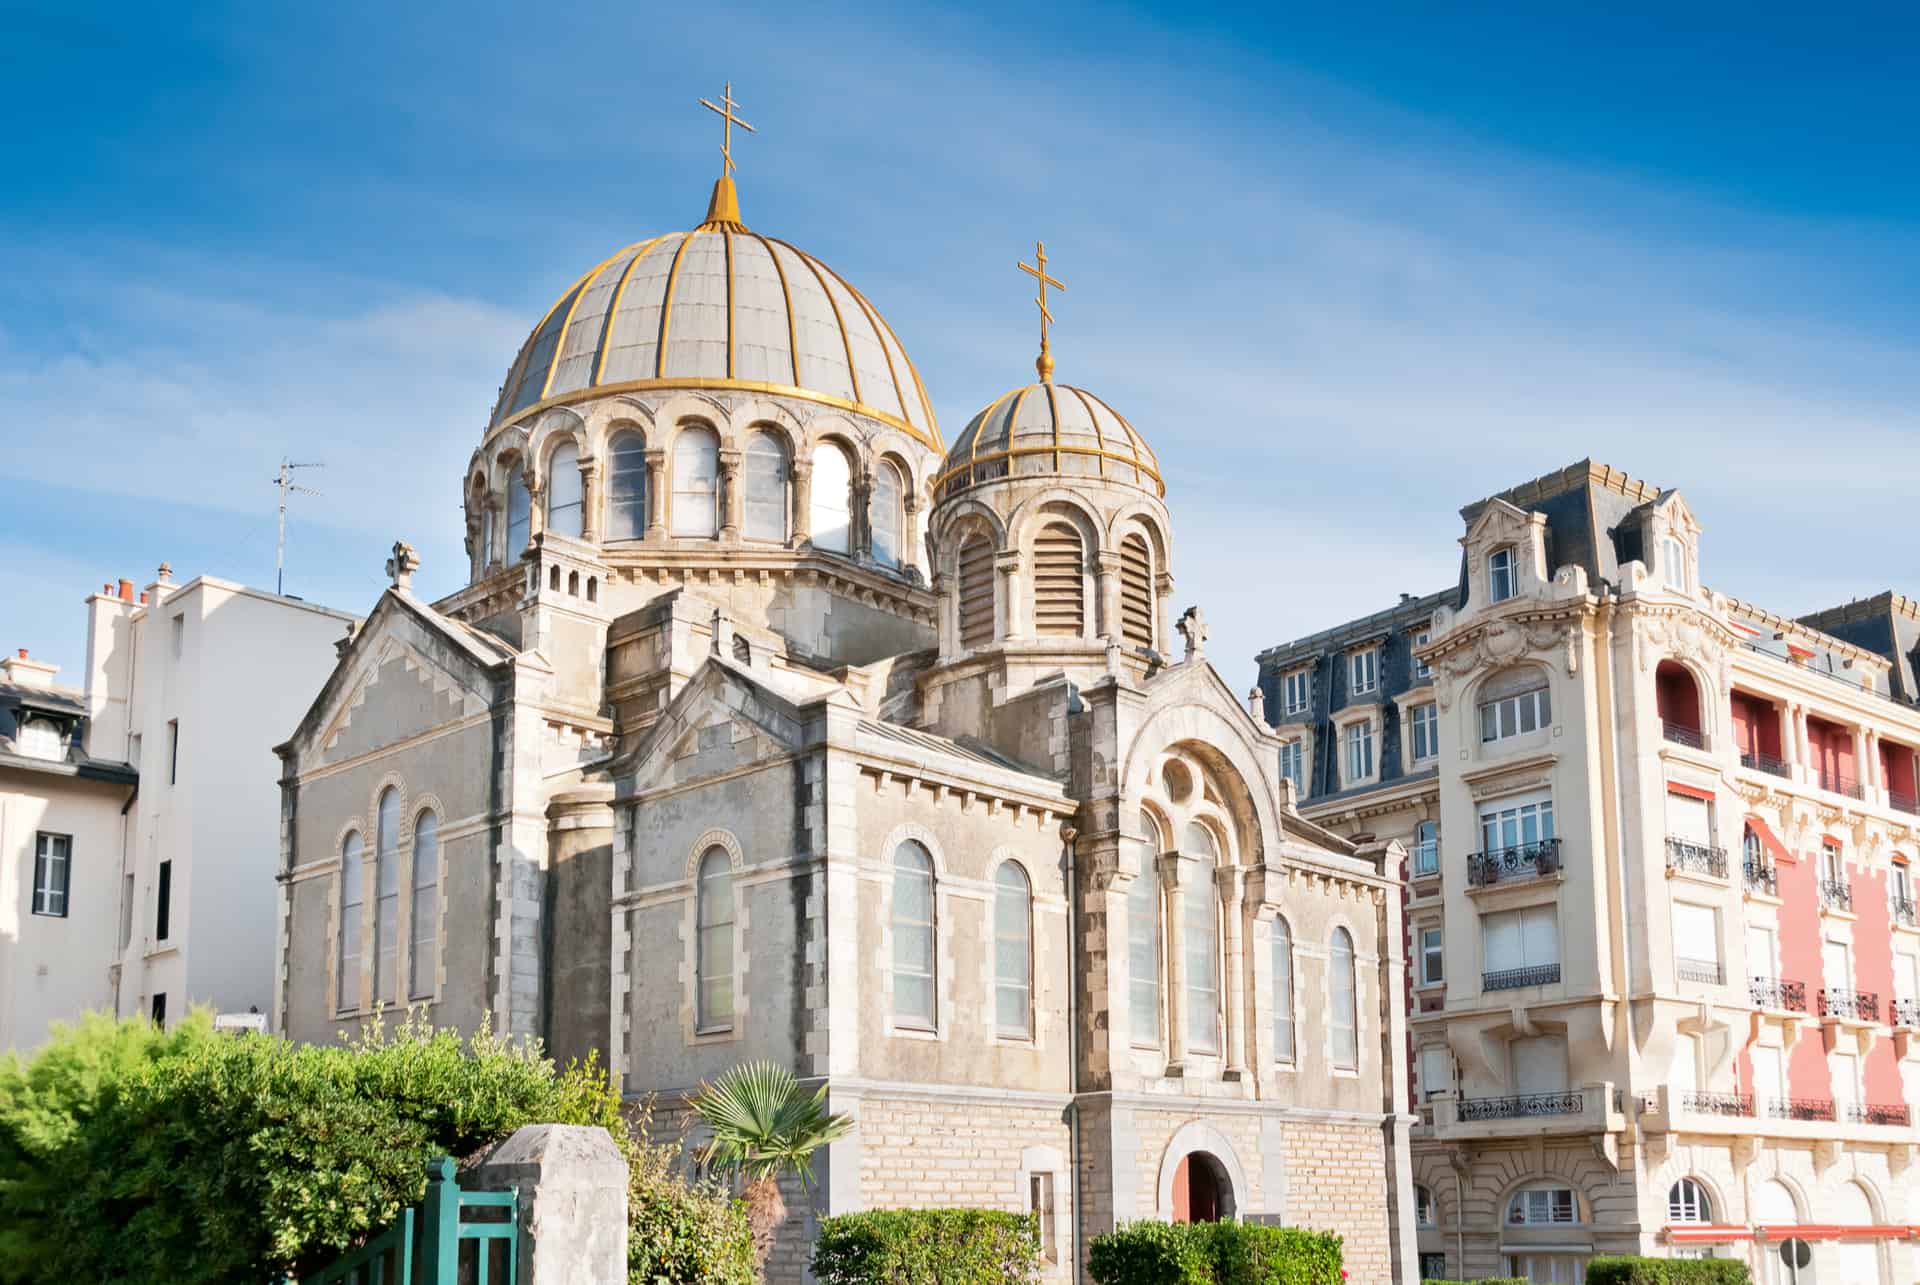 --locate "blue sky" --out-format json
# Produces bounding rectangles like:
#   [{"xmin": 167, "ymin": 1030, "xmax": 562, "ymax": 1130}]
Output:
[{"xmin": 4, "ymin": 1, "xmax": 1917, "ymax": 693}]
